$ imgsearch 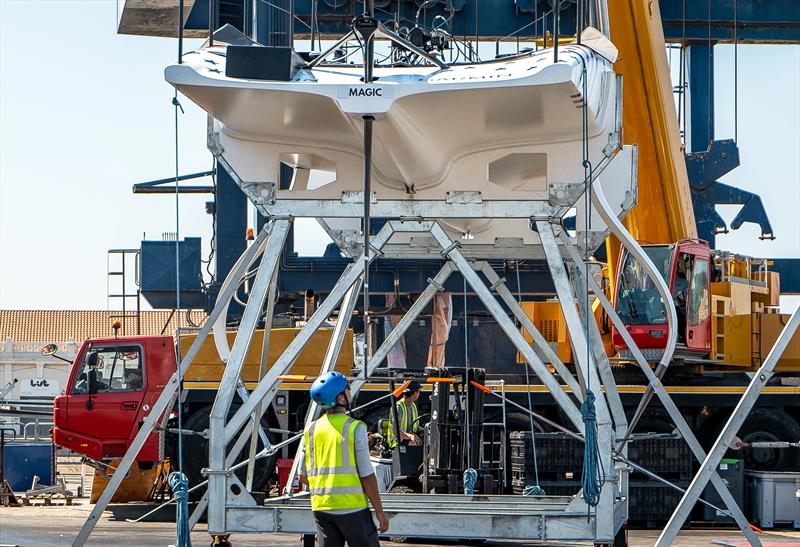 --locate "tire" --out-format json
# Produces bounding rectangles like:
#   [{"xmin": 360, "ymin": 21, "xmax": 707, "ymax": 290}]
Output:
[
  {"xmin": 736, "ymin": 409, "xmax": 800, "ymax": 471},
  {"xmin": 179, "ymin": 405, "xmax": 278, "ymax": 495}
]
